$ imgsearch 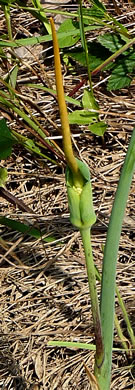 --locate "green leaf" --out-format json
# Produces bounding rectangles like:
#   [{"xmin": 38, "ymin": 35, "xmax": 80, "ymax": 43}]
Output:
[
  {"xmin": 0, "ymin": 118, "xmax": 17, "ymax": 159},
  {"xmin": 90, "ymin": 0, "xmax": 106, "ymax": 12},
  {"xmin": 0, "ymin": 216, "xmax": 56, "ymax": 243},
  {"xmin": 68, "ymin": 49, "xmax": 102, "ymax": 69},
  {"xmin": 82, "ymin": 5, "xmax": 106, "ymax": 25},
  {"xmin": 0, "ymin": 168, "xmax": 8, "ymax": 187},
  {"xmin": 121, "ymin": 51, "xmax": 135, "ymax": 73},
  {"xmin": 107, "ymin": 74, "xmax": 131, "ymax": 90},
  {"xmin": 26, "ymin": 83, "xmax": 81, "ymax": 107},
  {"xmin": 68, "ymin": 110, "xmax": 97, "ymax": 125},
  {"xmin": 89, "ymin": 121, "xmax": 107, "ymax": 136},
  {"xmin": 25, "ymin": 139, "xmax": 40, "ymax": 154},
  {"xmin": 48, "ymin": 340, "xmax": 96, "ymax": 350},
  {"xmin": 82, "ymin": 89, "xmax": 99, "ymax": 111},
  {"xmin": 107, "ymin": 51, "xmax": 135, "ymax": 90},
  {"xmin": 68, "ymin": 42, "xmax": 111, "ymax": 71},
  {"xmin": 58, "ymin": 19, "xmax": 80, "ymax": 48},
  {"xmin": 0, "ymin": 27, "xmax": 100, "ymax": 48},
  {"xmin": 47, "ymin": 340, "xmax": 126, "ymax": 351},
  {"xmin": 9, "ymin": 65, "xmax": 18, "ymax": 89},
  {"xmin": 98, "ymin": 33, "xmax": 126, "ymax": 53}
]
